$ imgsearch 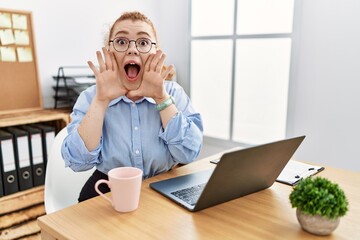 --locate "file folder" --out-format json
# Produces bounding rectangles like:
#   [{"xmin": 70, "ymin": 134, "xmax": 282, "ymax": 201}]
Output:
[
  {"xmin": 276, "ymin": 160, "xmax": 325, "ymax": 186},
  {"xmin": 0, "ymin": 129, "xmax": 19, "ymax": 195},
  {"xmin": 19, "ymin": 125, "xmax": 45, "ymax": 186},
  {"xmin": 31, "ymin": 124, "xmax": 55, "ymax": 168},
  {"xmin": 4, "ymin": 127, "xmax": 34, "ymax": 191}
]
